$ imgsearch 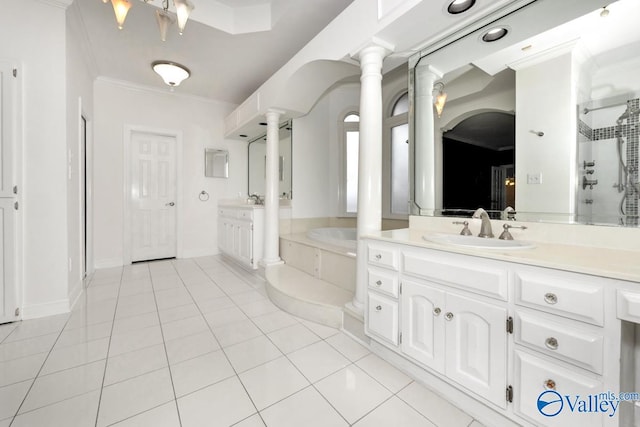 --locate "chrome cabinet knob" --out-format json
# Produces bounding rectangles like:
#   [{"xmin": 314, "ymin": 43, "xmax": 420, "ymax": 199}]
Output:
[
  {"xmin": 544, "ymin": 379, "xmax": 557, "ymax": 390},
  {"xmin": 375, "ymin": 280, "xmax": 382, "ymax": 286},
  {"xmin": 375, "ymin": 305, "xmax": 382, "ymax": 311},
  {"xmin": 433, "ymin": 307, "xmax": 441, "ymax": 316},
  {"xmin": 544, "ymin": 293, "xmax": 558, "ymax": 305},
  {"xmin": 545, "ymin": 337, "xmax": 559, "ymax": 350},
  {"xmin": 375, "ymin": 254, "xmax": 382, "ymax": 260},
  {"xmin": 166, "ymin": 202, "xmax": 175, "ymax": 206},
  {"xmin": 445, "ymin": 312, "xmax": 454, "ymax": 321}
]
